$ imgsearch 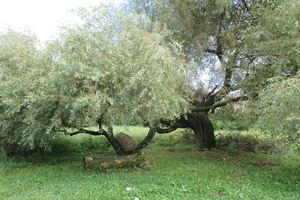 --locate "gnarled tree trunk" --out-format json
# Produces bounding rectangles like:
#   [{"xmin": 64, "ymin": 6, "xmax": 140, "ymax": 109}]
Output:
[
  {"xmin": 157, "ymin": 111, "xmax": 216, "ymax": 150},
  {"xmin": 187, "ymin": 112, "xmax": 216, "ymax": 149}
]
